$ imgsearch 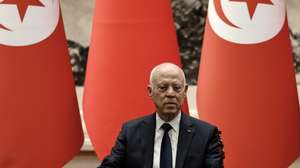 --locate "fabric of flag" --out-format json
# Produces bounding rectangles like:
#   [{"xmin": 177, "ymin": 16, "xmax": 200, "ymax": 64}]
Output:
[
  {"xmin": 83, "ymin": 0, "xmax": 187, "ymax": 158},
  {"xmin": 0, "ymin": 0, "xmax": 83, "ymax": 167},
  {"xmin": 197, "ymin": 0, "xmax": 300, "ymax": 167}
]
